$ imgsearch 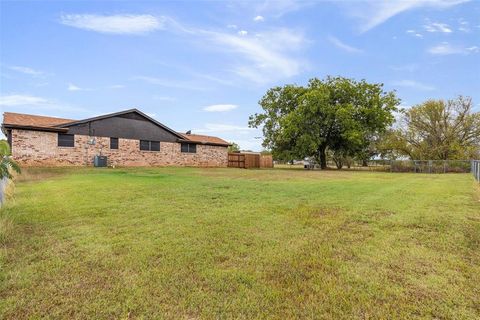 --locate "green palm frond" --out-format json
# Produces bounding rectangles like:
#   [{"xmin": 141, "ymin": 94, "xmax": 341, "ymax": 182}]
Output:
[{"xmin": 0, "ymin": 140, "xmax": 11, "ymax": 156}]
